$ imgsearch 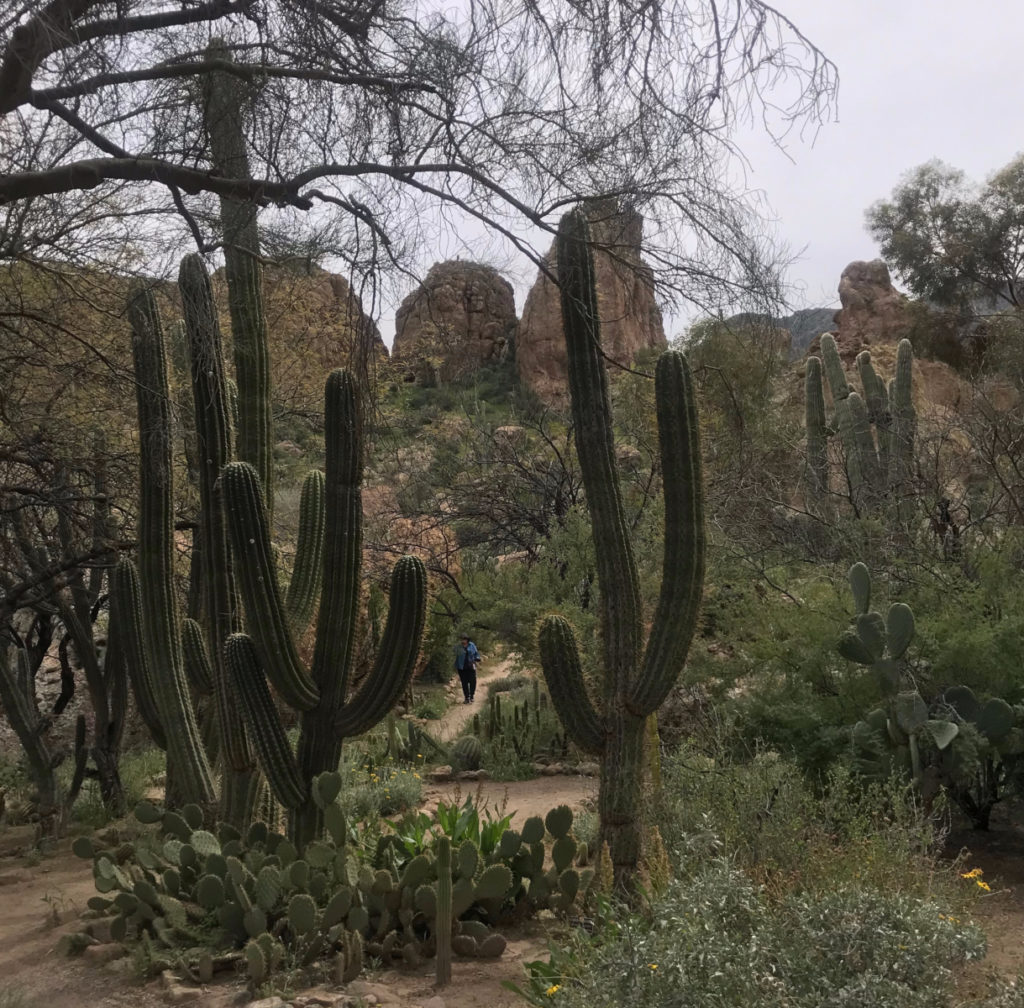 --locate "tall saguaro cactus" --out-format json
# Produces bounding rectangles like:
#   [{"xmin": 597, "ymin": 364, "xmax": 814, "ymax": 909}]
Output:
[
  {"xmin": 223, "ymin": 369, "xmax": 428, "ymax": 850},
  {"xmin": 537, "ymin": 208, "xmax": 705, "ymax": 891},
  {"xmin": 127, "ymin": 280, "xmax": 217, "ymax": 809}
]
